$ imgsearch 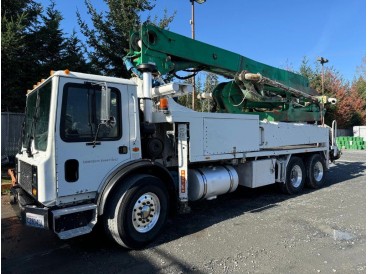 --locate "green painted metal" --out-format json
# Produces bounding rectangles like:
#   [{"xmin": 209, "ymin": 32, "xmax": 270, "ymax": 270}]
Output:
[
  {"xmin": 212, "ymin": 82, "xmax": 322, "ymax": 122},
  {"xmin": 126, "ymin": 23, "xmax": 324, "ymax": 122},
  {"xmin": 128, "ymin": 24, "xmax": 312, "ymax": 93}
]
